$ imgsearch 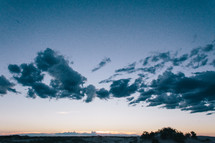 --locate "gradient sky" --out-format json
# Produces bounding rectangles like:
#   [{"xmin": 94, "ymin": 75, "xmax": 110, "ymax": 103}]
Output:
[{"xmin": 0, "ymin": 0, "xmax": 215, "ymax": 136}]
